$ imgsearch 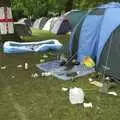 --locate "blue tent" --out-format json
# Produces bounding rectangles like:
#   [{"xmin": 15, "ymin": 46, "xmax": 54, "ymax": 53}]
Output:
[{"xmin": 69, "ymin": 2, "xmax": 120, "ymax": 64}]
